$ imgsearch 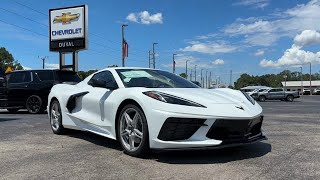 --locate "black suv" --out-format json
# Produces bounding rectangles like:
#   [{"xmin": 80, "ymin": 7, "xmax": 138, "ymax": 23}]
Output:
[{"xmin": 0, "ymin": 70, "xmax": 80, "ymax": 114}]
